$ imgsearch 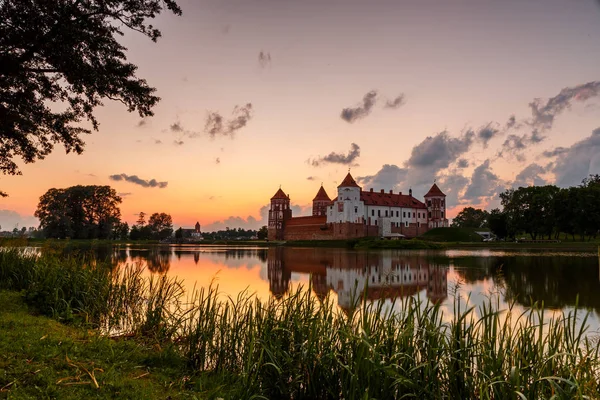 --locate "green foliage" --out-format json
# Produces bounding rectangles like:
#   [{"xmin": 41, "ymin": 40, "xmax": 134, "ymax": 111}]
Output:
[
  {"xmin": 35, "ymin": 185, "xmax": 122, "ymax": 239},
  {"xmin": 498, "ymin": 174, "xmax": 600, "ymax": 241},
  {"xmin": 451, "ymin": 207, "xmax": 489, "ymax": 228},
  {"xmin": 257, "ymin": 225, "xmax": 268, "ymax": 240},
  {"xmin": 488, "ymin": 208, "xmax": 509, "ymax": 238},
  {"xmin": 420, "ymin": 227, "xmax": 485, "ymax": 242},
  {"xmin": 148, "ymin": 212, "xmax": 173, "ymax": 240},
  {"xmin": 0, "ymin": 0, "xmax": 182, "ymax": 180}
]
